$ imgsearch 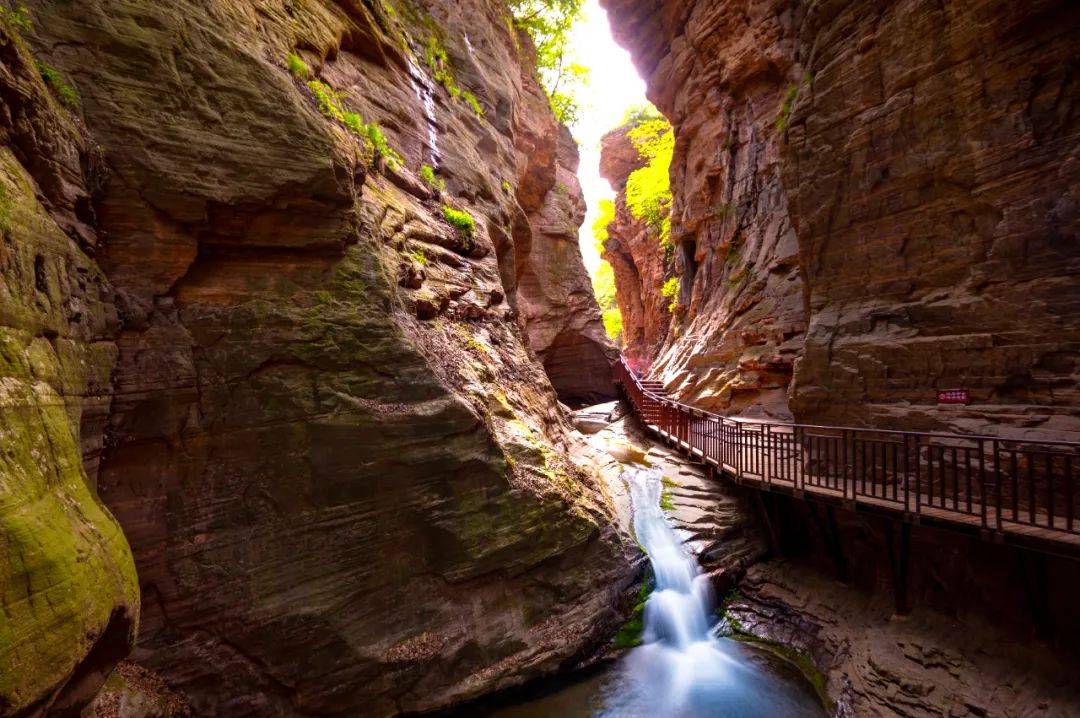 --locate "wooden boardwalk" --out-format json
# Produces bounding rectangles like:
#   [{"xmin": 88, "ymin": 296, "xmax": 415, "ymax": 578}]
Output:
[{"xmin": 616, "ymin": 359, "xmax": 1080, "ymax": 558}]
